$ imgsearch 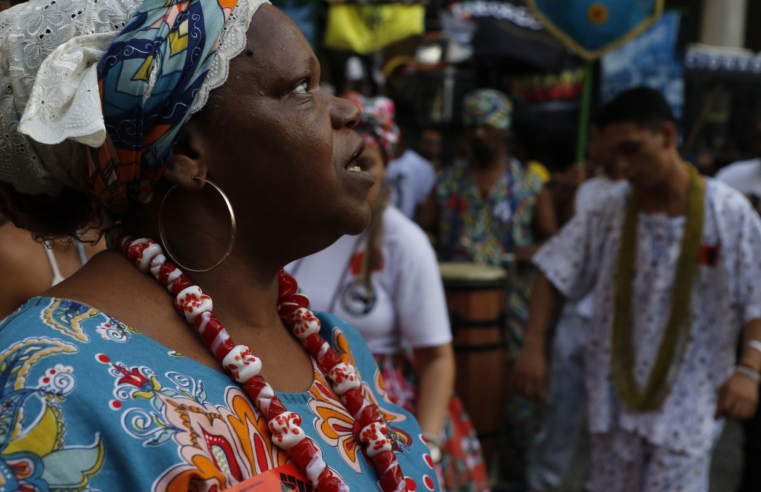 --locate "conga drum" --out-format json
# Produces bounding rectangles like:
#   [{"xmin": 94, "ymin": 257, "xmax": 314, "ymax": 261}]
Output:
[{"xmin": 439, "ymin": 262, "xmax": 508, "ymax": 469}]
